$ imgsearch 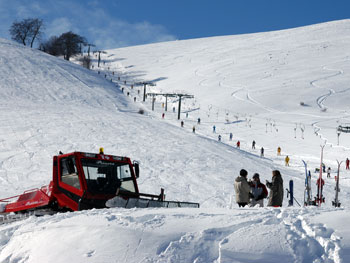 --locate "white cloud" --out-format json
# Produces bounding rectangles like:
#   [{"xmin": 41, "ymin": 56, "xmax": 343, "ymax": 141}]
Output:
[
  {"xmin": 47, "ymin": 17, "xmax": 75, "ymax": 37},
  {"xmin": 87, "ymin": 18, "xmax": 176, "ymax": 49}
]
